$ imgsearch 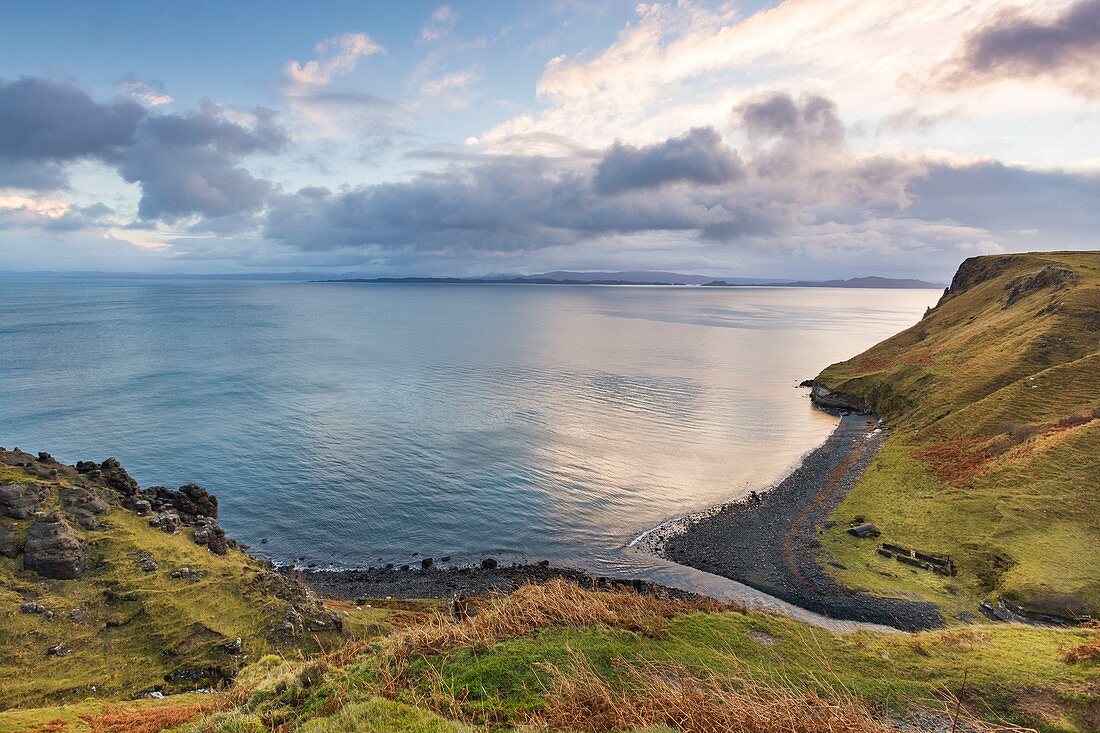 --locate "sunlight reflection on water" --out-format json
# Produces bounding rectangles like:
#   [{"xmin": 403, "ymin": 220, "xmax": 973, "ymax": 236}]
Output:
[{"xmin": 0, "ymin": 281, "xmax": 937, "ymax": 575}]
